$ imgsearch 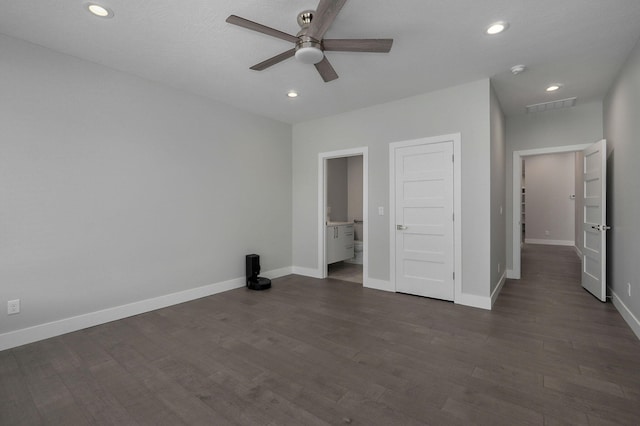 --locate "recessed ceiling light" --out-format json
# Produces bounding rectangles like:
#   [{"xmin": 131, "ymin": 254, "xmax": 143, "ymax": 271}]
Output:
[
  {"xmin": 546, "ymin": 84, "xmax": 563, "ymax": 92},
  {"xmin": 486, "ymin": 21, "xmax": 509, "ymax": 35},
  {"xmin": 287, "ymin": 91, "xmax": 298, "ymax": 98},
  {"xmin": 86, "ymin": 3, "xmax": 114, "ymax": 18}
]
